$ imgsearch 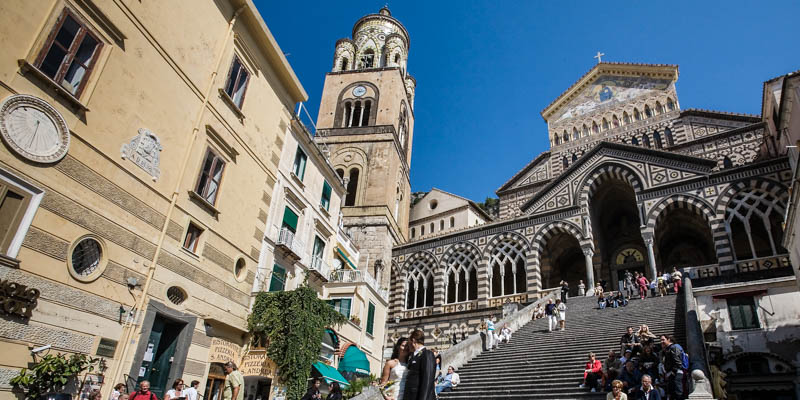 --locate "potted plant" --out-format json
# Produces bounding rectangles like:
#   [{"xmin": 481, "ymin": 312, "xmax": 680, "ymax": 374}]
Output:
[
  {"xmin": 10, "ymin": 353, "xmax": 104, "ymax": 400},
  {"xmin": 350, "ymin": 315, "xmax": 361, "ymax": 326}
]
